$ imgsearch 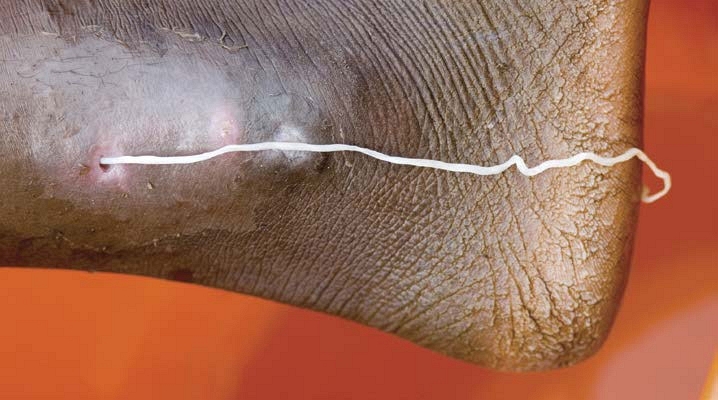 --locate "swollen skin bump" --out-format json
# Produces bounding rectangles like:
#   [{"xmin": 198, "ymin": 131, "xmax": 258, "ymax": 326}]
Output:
[{"xmin": 99, "ymin": 142, "xmax": 671, "ymax": 203}]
